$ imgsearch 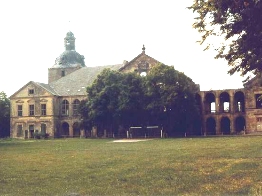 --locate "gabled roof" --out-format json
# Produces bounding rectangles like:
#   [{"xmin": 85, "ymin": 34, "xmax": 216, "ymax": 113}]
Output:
[
  {"xmin": 35, "ymin": 82, "xmax": 59, "ymax": 95},
  {"xmin": 243, "ymin": 74, "xmax": 261, "ymax": 88},
  {"xmin": 9, "ymin": 81, "xmax": 58, "ymax": 98},
  {"xmin": 49, "ymin": 64, "xmax": 124, "ymax": 96},
  {"xmin": 119, "ymin": 51, "xmax": 162, "ymax": 72}
]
